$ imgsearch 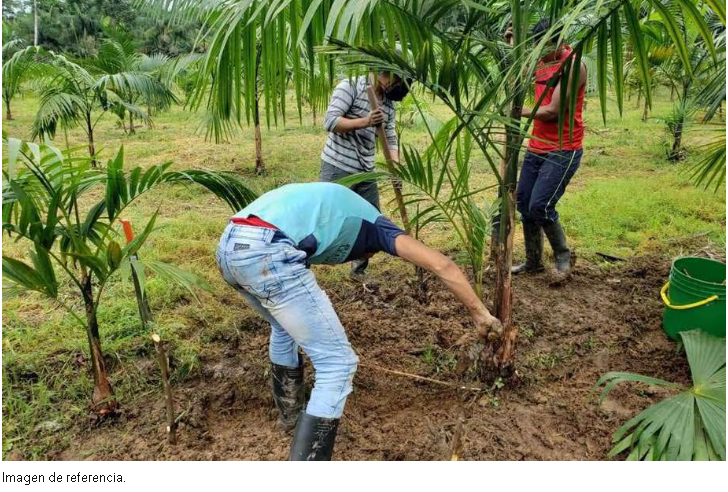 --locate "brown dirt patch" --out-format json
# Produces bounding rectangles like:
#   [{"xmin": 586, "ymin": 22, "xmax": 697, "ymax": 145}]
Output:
[{"xmin": 54, "ymin": 255, "xmax": 689, "ymax": 461}]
